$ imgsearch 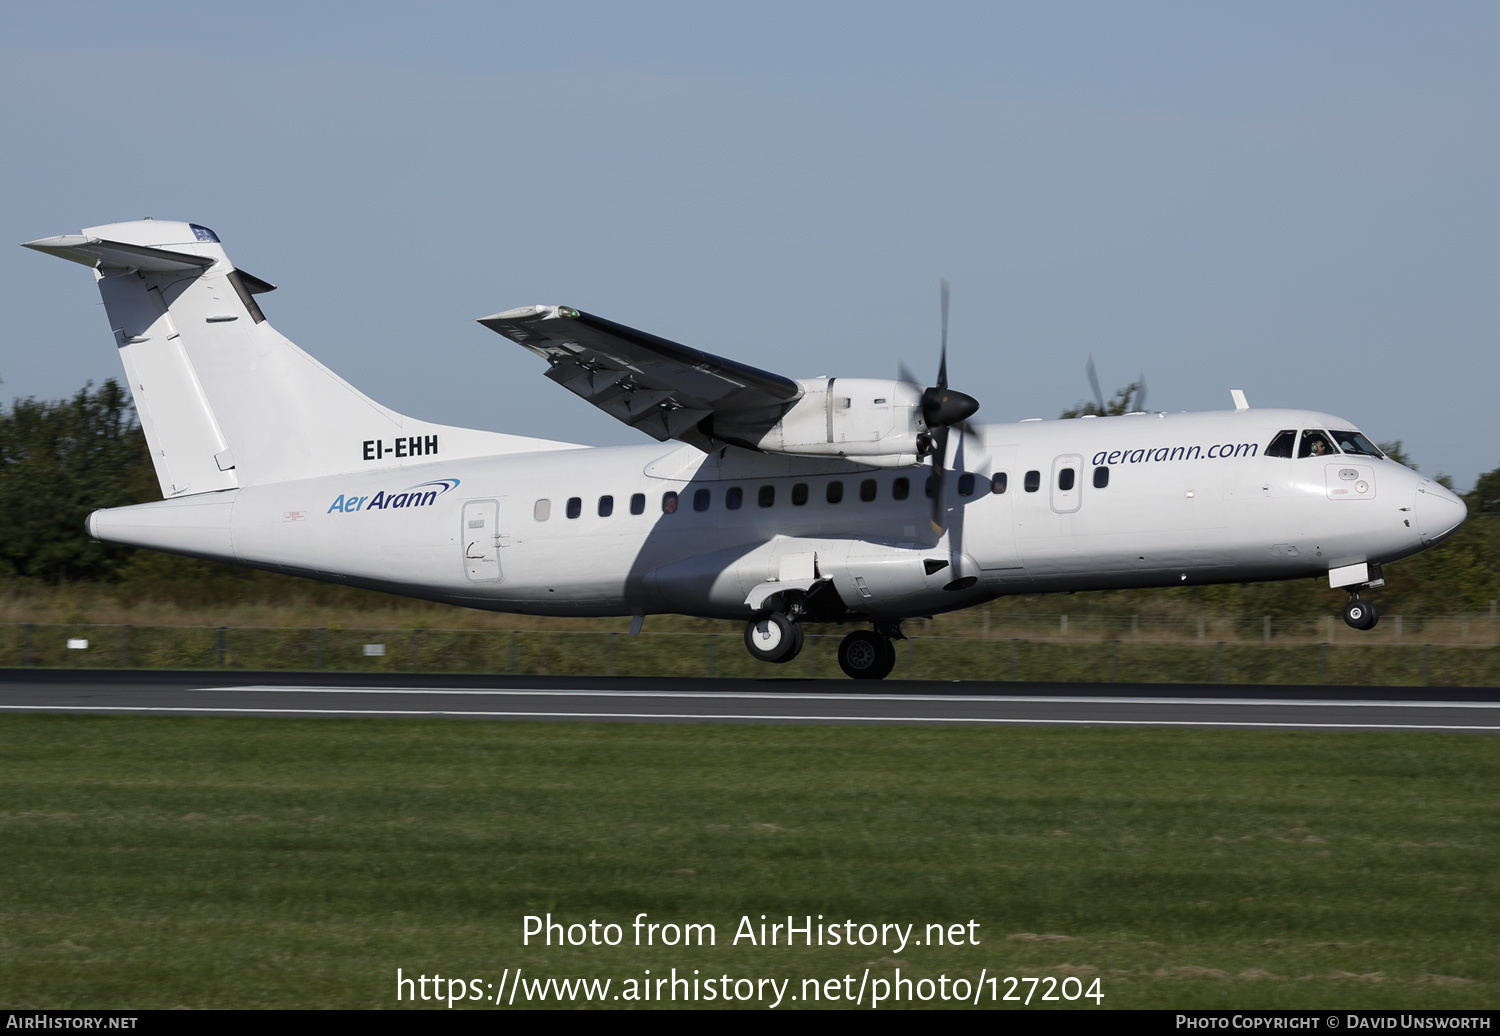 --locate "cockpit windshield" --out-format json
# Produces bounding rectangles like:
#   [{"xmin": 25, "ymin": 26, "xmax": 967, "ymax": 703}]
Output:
[
  {"xmin": 1330, "ymin": 430, "xmax": 1383, "ymax": 458},
  {"xmin": 1298, "ymin": 429, "xmax": 1338, "ymax": 458}
]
